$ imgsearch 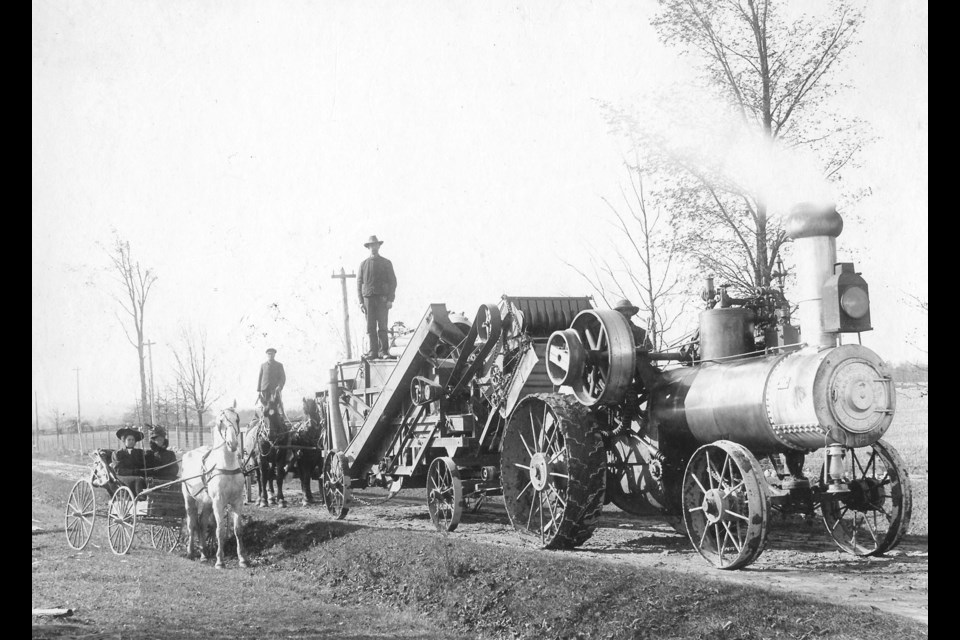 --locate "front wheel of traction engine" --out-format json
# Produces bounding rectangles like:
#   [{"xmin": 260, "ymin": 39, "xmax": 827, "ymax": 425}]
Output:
[
  {"xmin": 500, "ymin": 394, "xmax": 606, "ymax": 549},
  {"xmin": 682, "ymin": 441, "xmax": 769, "ymax": 570},
  {"xmin": 820, "ymin": 439, "xmax": 912, "ymax": 556}
]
